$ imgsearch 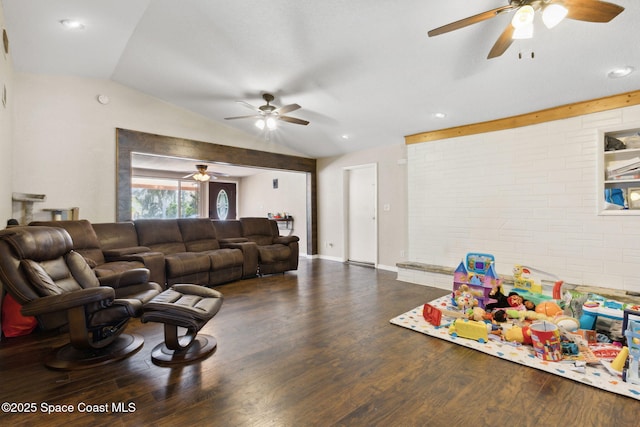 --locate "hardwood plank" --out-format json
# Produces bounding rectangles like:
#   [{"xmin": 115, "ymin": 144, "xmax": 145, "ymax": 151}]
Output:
[{"xmin": 1, "ymin": 259, "xmax": 638, "ymax": 426}]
